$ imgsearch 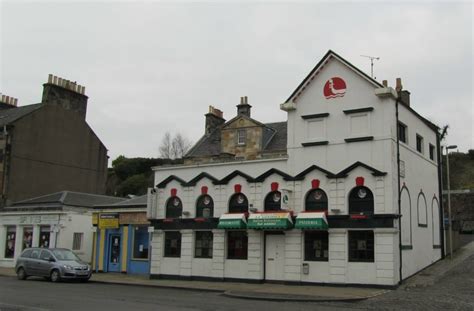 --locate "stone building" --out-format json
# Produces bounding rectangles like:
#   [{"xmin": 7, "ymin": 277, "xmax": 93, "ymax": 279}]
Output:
[{"xmin": 0, "ymin": 75, "xmax": 108, "ymax": 206}]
